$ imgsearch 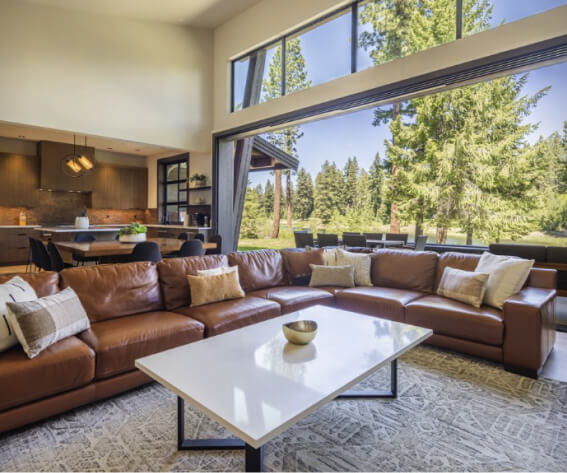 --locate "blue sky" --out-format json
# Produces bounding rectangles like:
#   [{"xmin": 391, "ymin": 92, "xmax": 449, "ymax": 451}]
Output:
[{"xmin": 249, "ymin": 0, "xmax": 567, "ymax": 187}]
